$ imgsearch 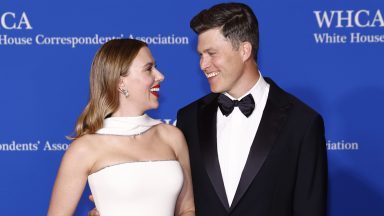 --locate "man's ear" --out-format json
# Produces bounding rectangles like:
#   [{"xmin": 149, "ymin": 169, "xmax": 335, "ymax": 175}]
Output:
[{"xmin": 240, "ymin": 41, "xmax": 252, "ymax": 62}]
